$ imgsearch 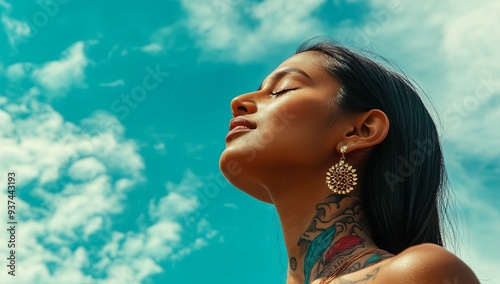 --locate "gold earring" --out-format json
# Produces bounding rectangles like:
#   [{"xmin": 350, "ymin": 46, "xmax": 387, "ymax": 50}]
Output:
[{"xmin": 326, "ymin": 145, "xmax": 358, "ymax": 194}]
